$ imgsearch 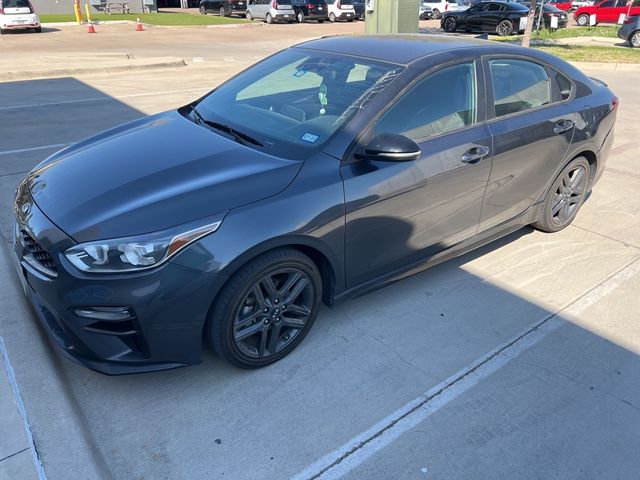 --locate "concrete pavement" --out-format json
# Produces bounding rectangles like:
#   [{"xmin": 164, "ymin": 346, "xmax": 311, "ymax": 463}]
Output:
[{"xmin": 0, "ymin": 26, "xmax": 639, "ymax": 480}]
